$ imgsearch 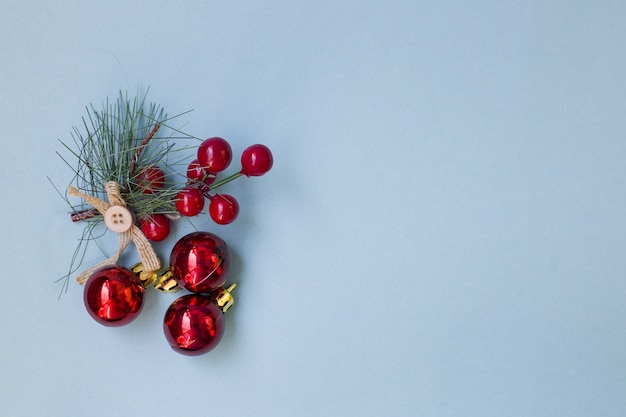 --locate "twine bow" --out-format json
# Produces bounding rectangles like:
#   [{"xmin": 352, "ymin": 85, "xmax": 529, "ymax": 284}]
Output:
[{"xmin": 67, "ymin": 181, "xmax": 161, "ymax": 285}]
